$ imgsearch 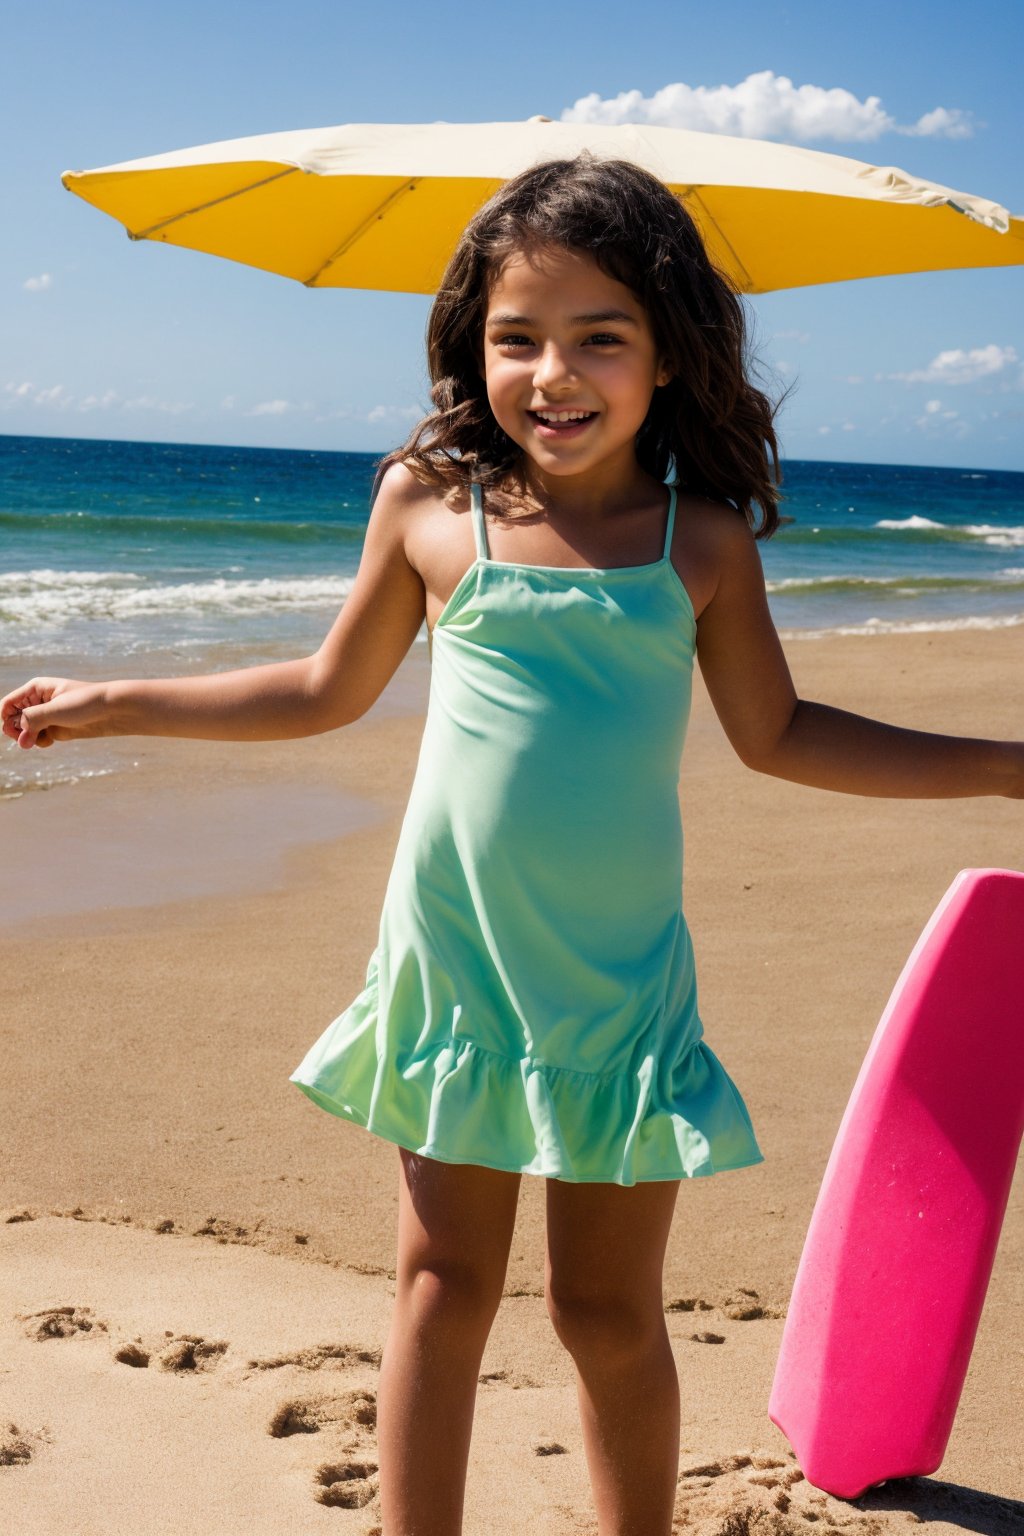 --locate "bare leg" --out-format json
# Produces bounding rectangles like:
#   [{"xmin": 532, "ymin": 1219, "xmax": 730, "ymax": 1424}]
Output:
[
  {"xmin": 545, "ymin": 1177, "xmax": 681, "ymax": 1536},
  {"xmin": 377, "ymin": 1148, "xmax": 521, "ymax": 1535}
]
